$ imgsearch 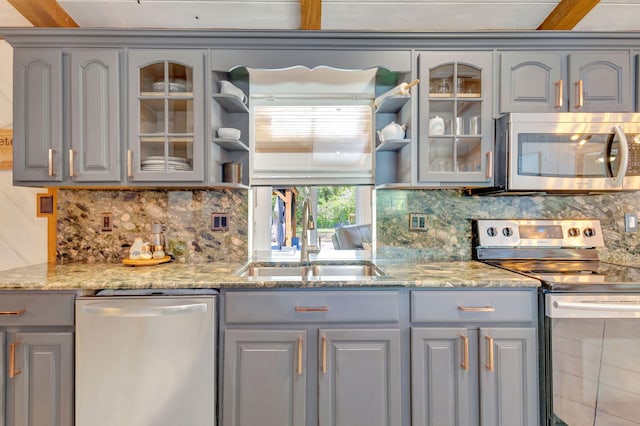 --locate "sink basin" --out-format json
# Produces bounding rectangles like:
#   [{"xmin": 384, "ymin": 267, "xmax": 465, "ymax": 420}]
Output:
[
  {"xmin": 310, "ymin": 264, "xmax": 382, "ymax": 277},
  {"xmin": 237, "ymin": 261, "xmax": 383, "ymax": 279},
  {"xmin": 241, "ymin": 265, "xmax": 308, "ymax": 277}
]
